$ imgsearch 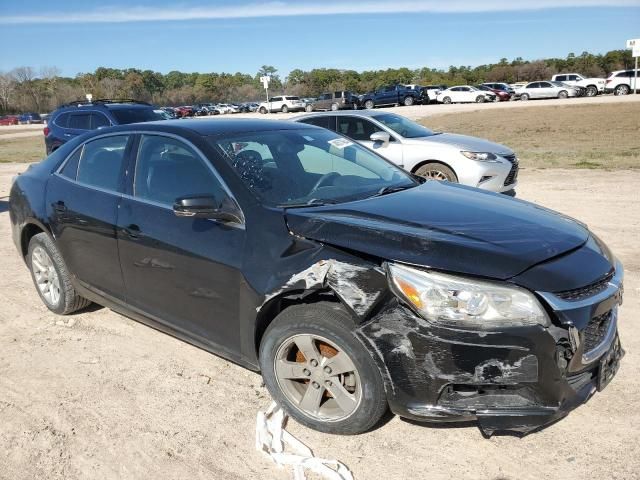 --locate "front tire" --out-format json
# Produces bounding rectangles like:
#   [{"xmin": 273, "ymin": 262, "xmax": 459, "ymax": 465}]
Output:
[
  {"xmin": 259, "ymin": 107, "xmax": 268, "ymax": 114},
  {"xmin": 476, "ymin": 95, "xmax": 485, "ymax": 103},
  {"xmin": 330, "ymin": 103, "xmax": 339, "ymax": 111},
  {"xmin": 403, "ymin": 96, "xmax": 414, "ymax": 106},
  {"xmin": 305, "ymin": 104, "xmax": 313, "ymax": 112},
  {"xmin": 442, "ymin": 96, "xmax": 452, "ymax": 104},
  {"xmin": 281, "ymin": 105, "xmax": 289, "ymax": 113},
  {"xmin": 27, "ymin": 233, "xmax": 91, "ymax": 315},
  {"xmin": 259, "ymin": 302, "xmax": 387, "ymax": 435},
  {"xmin": 520, "ymin": 93, "xmax": 529, "ymax": 101},
  {"xmin": 585, "ymin": 85, "xmax": 598, "ymax": 97},
  {"xmin": 364, "ymin": 100, "xmax": 374, "ymax": 109},
  {"xmin": 558, "ymin": 90, "xmax": 568, "ymax": 99},
  {"xmin": 414, "ymin": 162, "xmax": 457, "ymax": 182}
]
